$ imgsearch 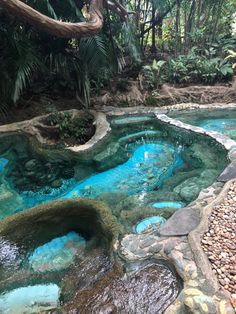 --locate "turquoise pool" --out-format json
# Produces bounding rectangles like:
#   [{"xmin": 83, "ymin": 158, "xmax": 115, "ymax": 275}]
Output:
[{"xmin": 168, "ymin": 108, "xmax": 236, "ymax": 140}]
